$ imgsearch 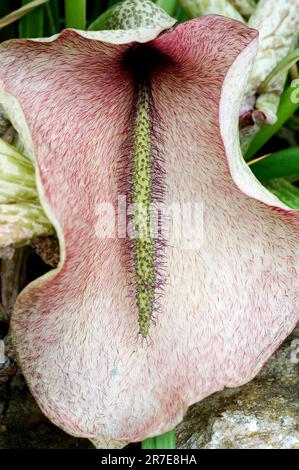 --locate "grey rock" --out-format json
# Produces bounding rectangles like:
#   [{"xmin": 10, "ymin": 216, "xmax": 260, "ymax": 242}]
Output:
[{"xmin": 177, "ymin": 330, "xmax": 299, "ymax": 449}]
